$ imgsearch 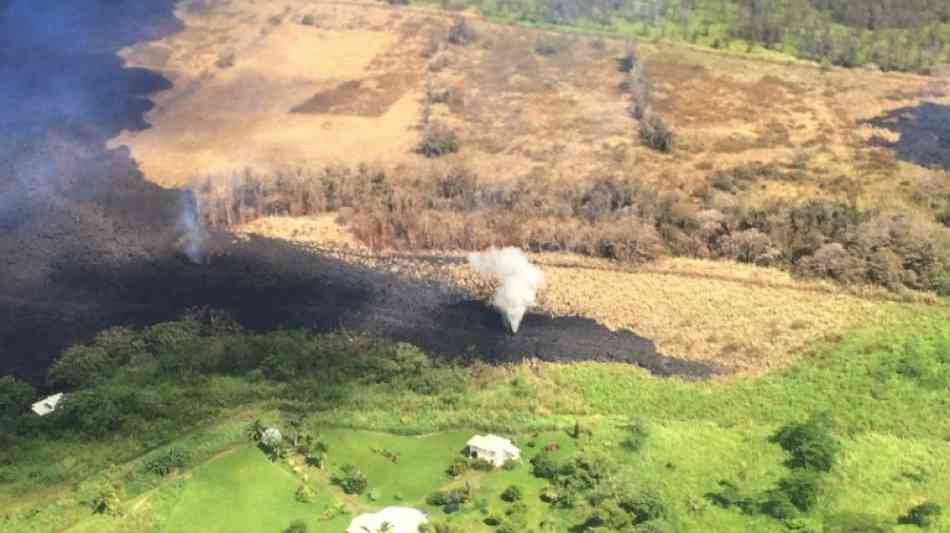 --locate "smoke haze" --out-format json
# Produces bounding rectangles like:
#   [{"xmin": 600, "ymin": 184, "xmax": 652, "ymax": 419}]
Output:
[
  {"xmin": 468, "ymin": 247, "xmax": 544, "ymax": 334},
  {"xmin": 178, "ymin": 191, "xmax": 206, "ymax": 264}
]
